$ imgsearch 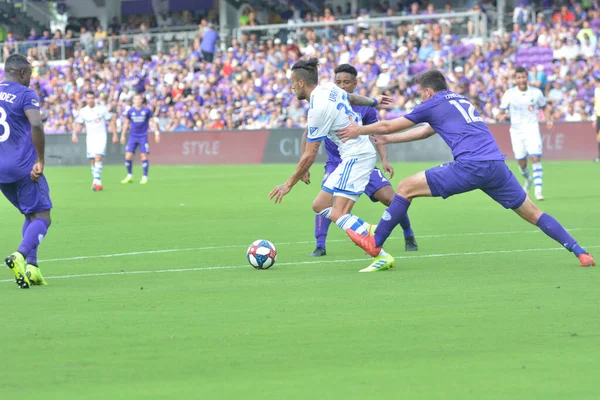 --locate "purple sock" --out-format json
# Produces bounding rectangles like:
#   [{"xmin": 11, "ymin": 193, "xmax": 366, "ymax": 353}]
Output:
[
  {"xmin": 142, "ymin": 160, "xmax": 149, "ymax": 177},
  {"xmin": 23, "ymin": 218, "xmax": 38, "ymax": 264},
  {"xmin": 399, "ymin": 214, "xmax": 414, "ymax": 237},
  {"xmin": 126, "ymin": 160, "xmax": 132, "ymax": 175},
  {"xmin": 536, "ymin": 213, "xmax": 587, "ymax": 257},
  {"xmin": 374, "ymin": 194, "xmax": 411, "ymax": 247},
  {"xmin": 315, "ymin": 215, "xmax": 331, "ymax": 249},
  {"xmin": 18, "ymin": 218, "xmax": 49, "ymax": 257}
]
